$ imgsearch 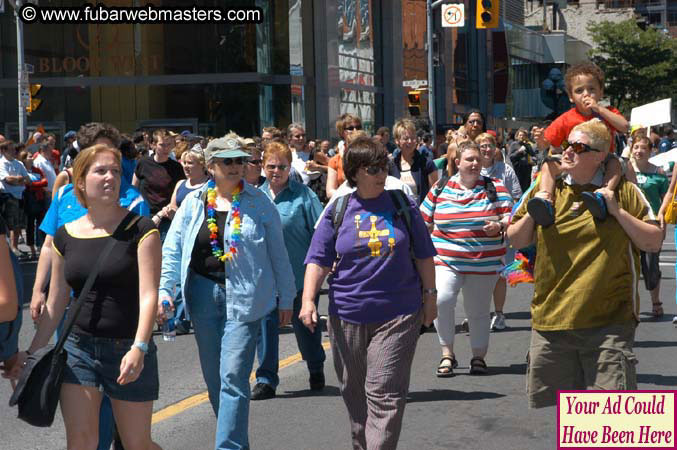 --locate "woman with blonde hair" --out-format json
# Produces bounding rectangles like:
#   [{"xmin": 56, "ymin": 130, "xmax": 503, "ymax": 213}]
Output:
[{"xmin": 16, "ymin": 144, "xmax": 163, "ymax": 449}]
